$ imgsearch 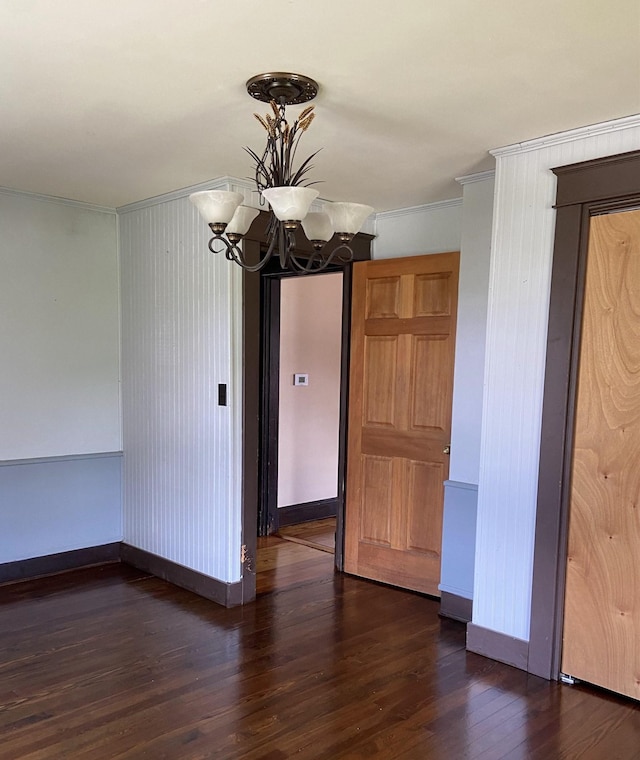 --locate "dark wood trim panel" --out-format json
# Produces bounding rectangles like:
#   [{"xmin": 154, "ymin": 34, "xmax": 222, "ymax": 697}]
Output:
[
  {"xmin": 276, "ymin": 498, "xmax": 338, "ymax": 527},
  {"xmin": 0, "ymin": 543, "xmax": 121, "ymax": 585},
  {"xmin": 554, "ymin": 149, "xmax": 640, "ymax": 208},
  {"xmin": 2, "ymin": 542, "xmax": 244, "ymax": 608},
  {"xmin": 439, "ymin": 591, "xmax": 473, "ymax": 624},
  {"xmin": 334, "ymin": 263, "xmax": 354, "ymax": 571},
  {"xmin": 242, "ymin": 209, "xmax": 374, "ymax": 260},
  {"xmin": 240, "ymin": 239, "xmax": 262, "ymax": 603},
  {"xmin": 121, "ymin": 544, "xmax": 243, "ymax": 607},
  {"xmin": 258, "ymin": 275, "xmax": 281, "ymax": 536},
  {"xmin": 529, "ymin": 150, "xmax": 640, "ymax": 680},
  {"xmin": 528, "ymin": 203, "xmax": 586, "ymax": 679},
  {"xmin": 467, "ymin": 623, "xmax": 529, "ymax": 671}
]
